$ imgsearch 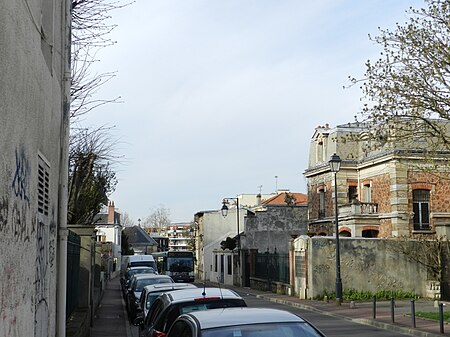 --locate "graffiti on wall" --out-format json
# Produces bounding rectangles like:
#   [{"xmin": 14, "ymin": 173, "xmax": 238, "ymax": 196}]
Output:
[
  {"xmin": 35, "ymin": 220, "xmax": 49, "ymax": 337},
  {"xmin": 11, "ymin": 147, "xmax": 30, "ymax": 206}
]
